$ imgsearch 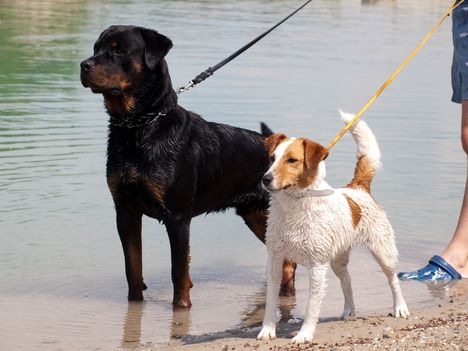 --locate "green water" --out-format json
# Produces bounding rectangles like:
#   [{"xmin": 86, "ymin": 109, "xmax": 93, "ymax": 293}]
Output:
[{"xmin": 0, "ymin": 0, "xmax": 465, "ymax": 349}]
